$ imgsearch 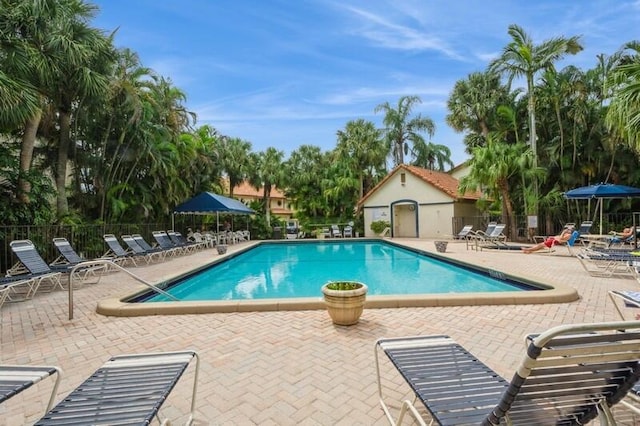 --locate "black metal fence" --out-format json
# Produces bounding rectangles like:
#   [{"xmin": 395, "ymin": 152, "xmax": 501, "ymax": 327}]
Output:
[
  {"xmin": 0, "ymin": 223, "xmax": 174, "ymax": 274},
  {"xmin": 452, "ymin": 212, "xmax": 635, "ymax": 242}
]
